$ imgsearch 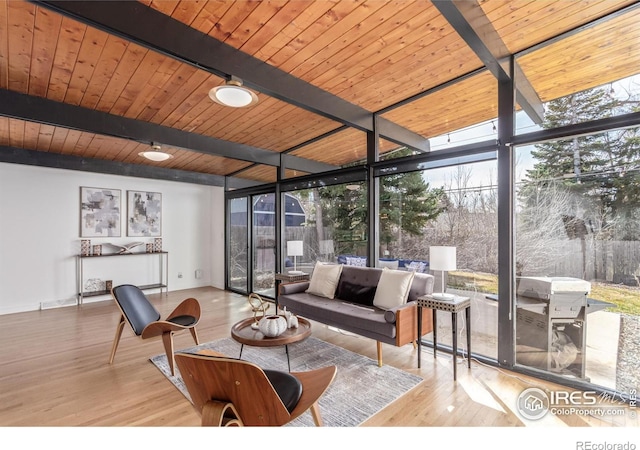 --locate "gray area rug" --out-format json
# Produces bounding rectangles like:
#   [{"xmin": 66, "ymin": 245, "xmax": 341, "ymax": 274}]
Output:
[{"xmin": 150, "ymin": 336, "xmax": 423, "ymax": 427}]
